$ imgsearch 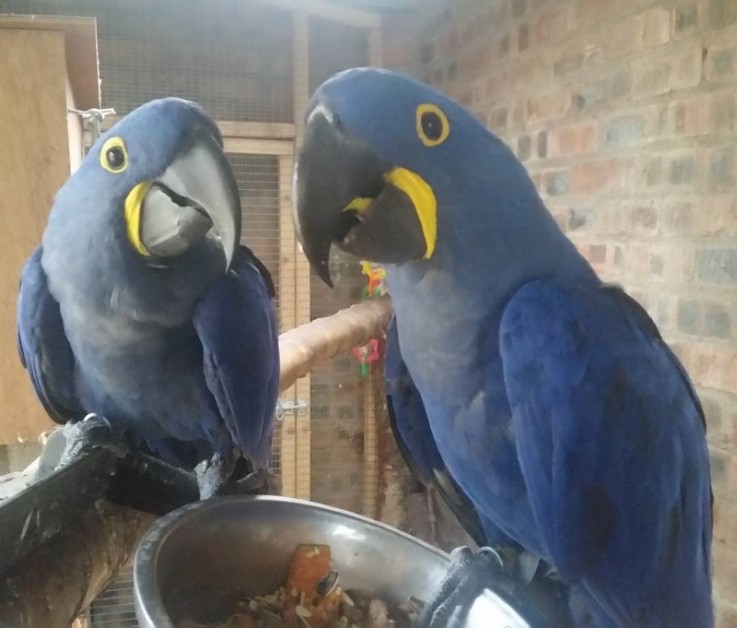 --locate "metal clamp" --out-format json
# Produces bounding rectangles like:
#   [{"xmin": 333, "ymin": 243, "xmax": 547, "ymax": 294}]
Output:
[
  {"xmin": 276, "ymin": 399, "xmax": 308, "ymax": 420},
  {"xmin": 68, "ymin": 107, "xmax": 116, "ymax": 146}
]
